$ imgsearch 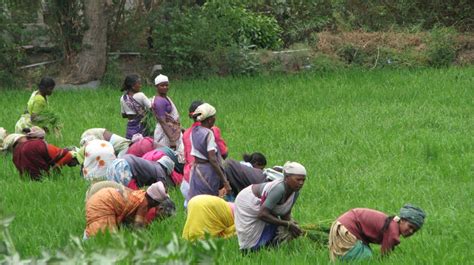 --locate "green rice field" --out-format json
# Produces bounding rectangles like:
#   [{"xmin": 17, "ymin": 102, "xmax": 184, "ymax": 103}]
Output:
[{"xmin": 0, "ymin": 67, "xmax": 473, "ymax": 264}]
